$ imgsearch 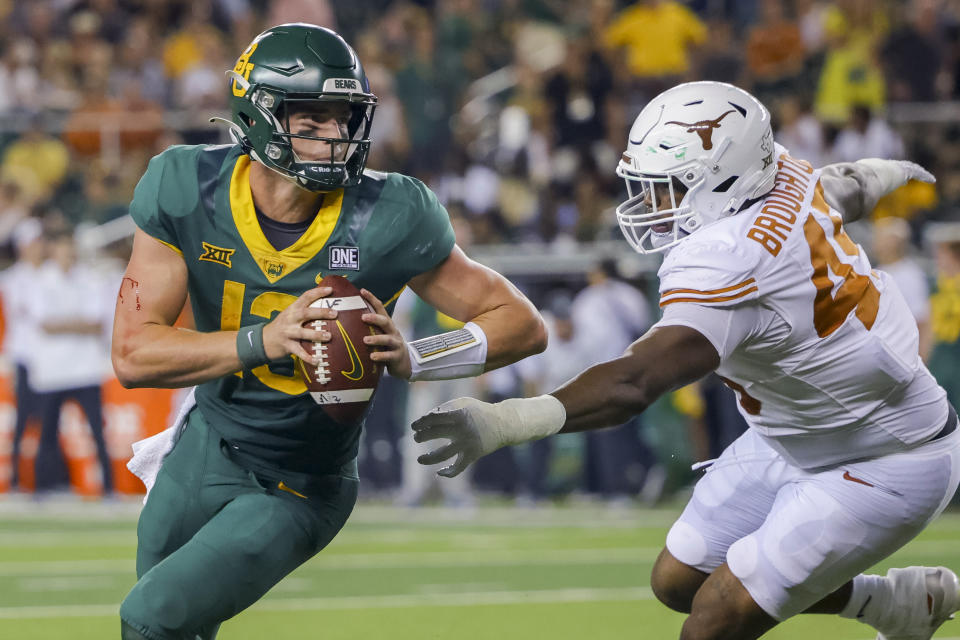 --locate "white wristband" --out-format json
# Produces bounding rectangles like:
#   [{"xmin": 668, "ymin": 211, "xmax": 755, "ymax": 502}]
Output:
[{"xmin": 407, "ymin": 321, "xmax": 488, "ymax": 381}]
